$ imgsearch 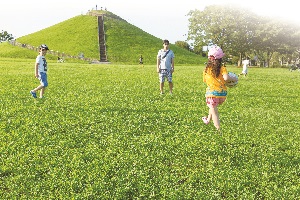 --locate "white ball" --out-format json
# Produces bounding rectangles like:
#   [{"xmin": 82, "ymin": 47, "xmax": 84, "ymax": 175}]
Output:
[{"xmin": 226, "ymin": 72, "xmax": 238, "ymax": 88}]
